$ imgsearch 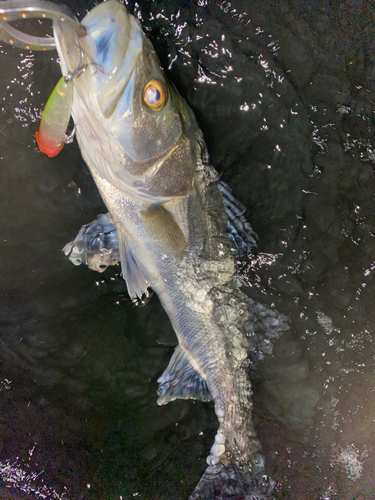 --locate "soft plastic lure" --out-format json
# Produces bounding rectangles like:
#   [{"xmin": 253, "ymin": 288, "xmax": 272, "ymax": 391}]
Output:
[
  {"xmin": 35, "ymin": 76, "xmax": 73, "ymax": 158},
  {"xmin": 0, "ymin": 1, "xmax": 82, "ymax": 157}
]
